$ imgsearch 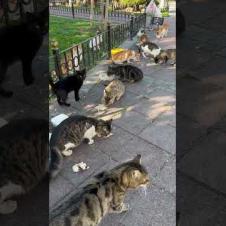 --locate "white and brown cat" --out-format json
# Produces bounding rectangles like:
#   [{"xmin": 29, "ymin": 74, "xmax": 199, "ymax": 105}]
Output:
[{"xmin": 109, "ymin": 50, "xmax": 141, "ymax": 64}]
